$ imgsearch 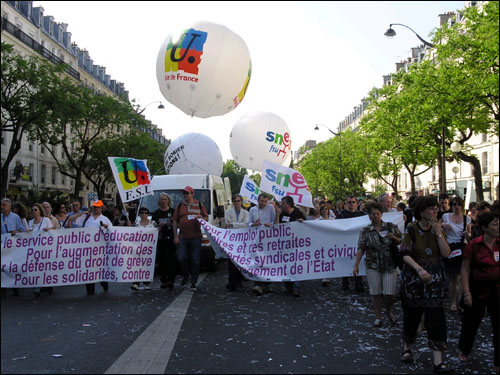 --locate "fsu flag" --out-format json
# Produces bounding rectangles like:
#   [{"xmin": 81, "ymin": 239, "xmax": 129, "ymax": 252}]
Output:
[{"xmin": 108, "ymin": 157, "xmax": 153, "ymax": 202}]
